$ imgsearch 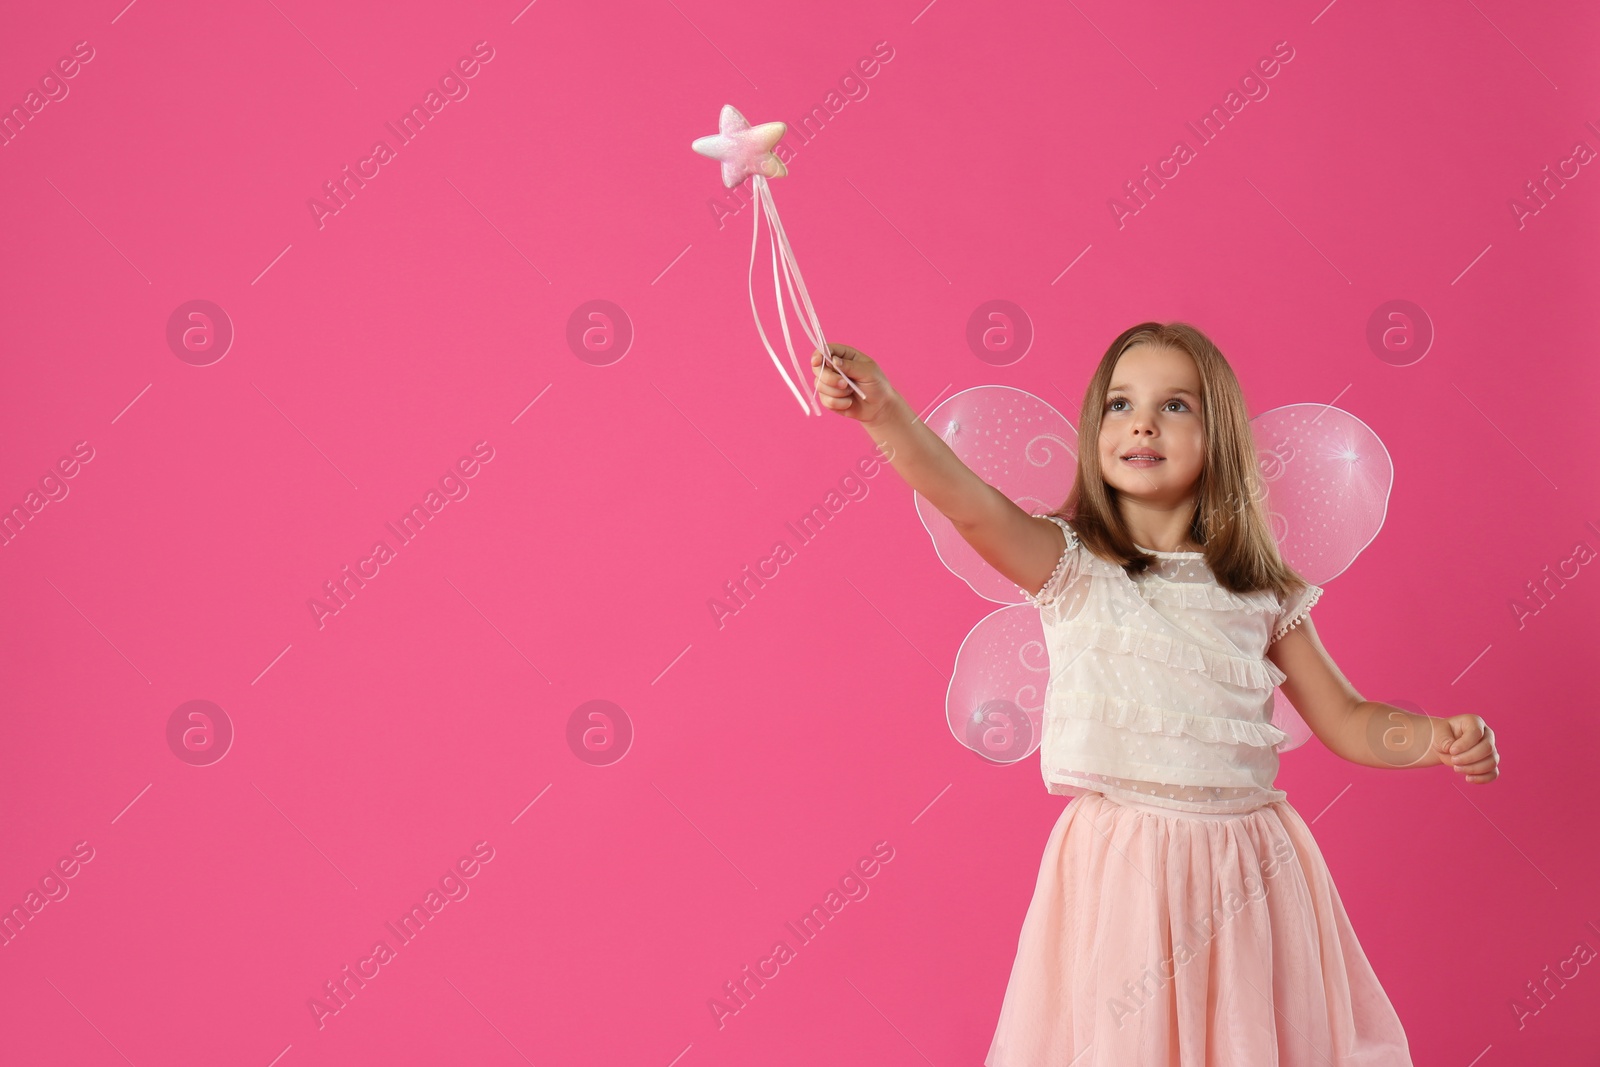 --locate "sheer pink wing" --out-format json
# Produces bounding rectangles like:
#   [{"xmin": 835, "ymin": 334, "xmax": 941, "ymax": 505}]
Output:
[
  {"xmin": 920, "ymin": 388, "xmax": 1392, "ymax": 763},
  {"xmin": 1252, "ymin": 403, "xmax": 1393, "ymax": 749},
  {"xmin": 913, "ymin": 386, "xmax": 1079, "ymax": 603},
  {"xmin": 944, "ymin": 604, "xmax": 1051, "ymax": 767}
]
